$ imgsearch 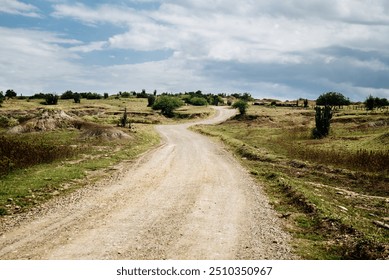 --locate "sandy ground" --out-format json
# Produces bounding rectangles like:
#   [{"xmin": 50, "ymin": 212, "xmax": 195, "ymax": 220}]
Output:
[{"xmin": 0, "ymin": 107, "xmax": 295, "ymax": 259}]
